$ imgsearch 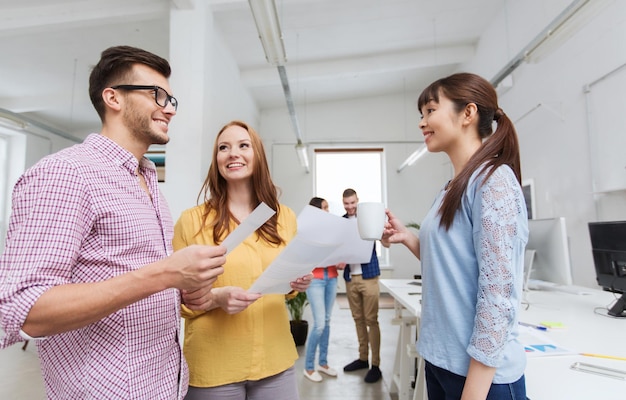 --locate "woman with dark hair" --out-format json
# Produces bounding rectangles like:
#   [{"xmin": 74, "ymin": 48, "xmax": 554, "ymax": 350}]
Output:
[
  {"xmin": 302, "ymin": 197, "xmax": 343, "ymax": 382},
  {"xmin": 308, "ymin": 196, "xmax": 326, "ymax": 210},
  {"xmin": 173, "ymin": 120, "xmax": 312, "ymax": 400},
  {"xmin": 383, "ymin": 73, "xmax": 528, "ymax": 399}
]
